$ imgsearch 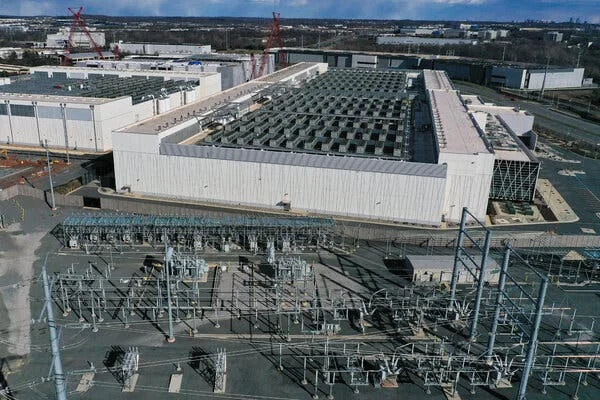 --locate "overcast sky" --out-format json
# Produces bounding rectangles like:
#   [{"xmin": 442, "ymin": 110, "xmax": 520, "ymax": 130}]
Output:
[{"xmin": 0, "ymin": 0, "xmax": 598, "ymax": 23}]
